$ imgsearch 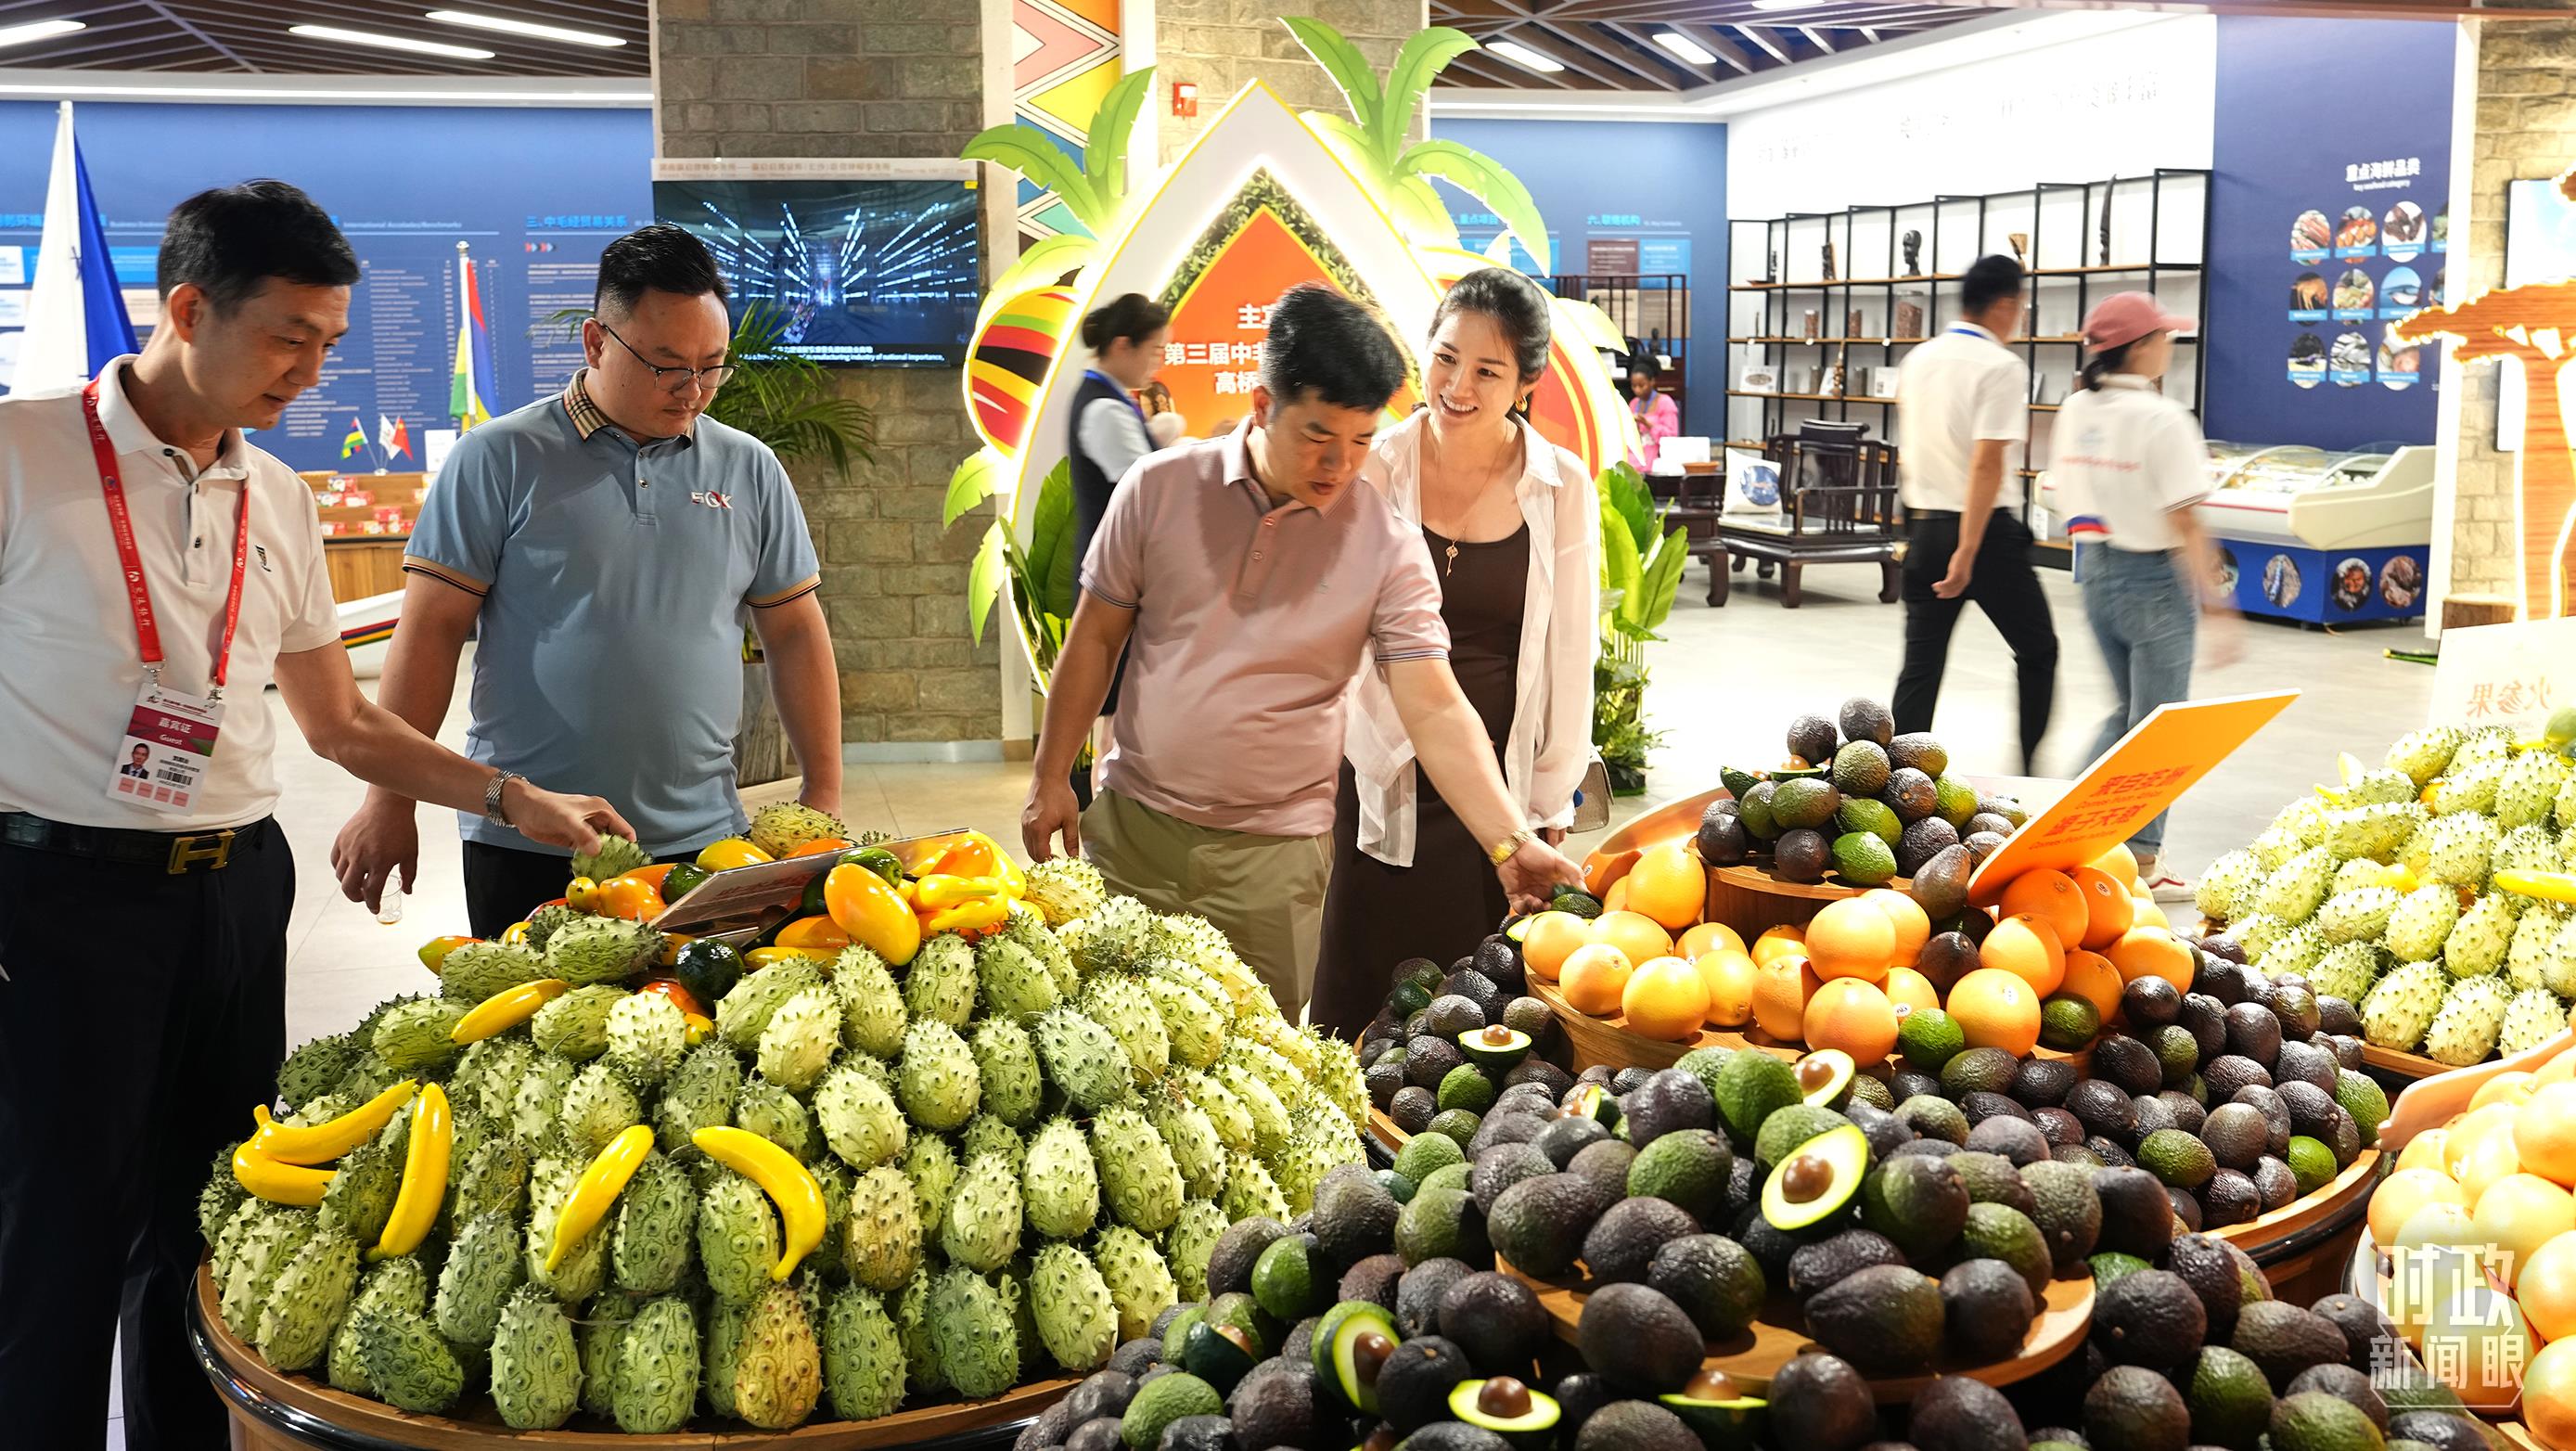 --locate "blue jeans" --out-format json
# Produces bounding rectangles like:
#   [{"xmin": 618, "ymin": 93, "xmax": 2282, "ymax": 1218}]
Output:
[{"xmin": 2080, "ymin": 543, "xmax": 2196, "ymax": 855}]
